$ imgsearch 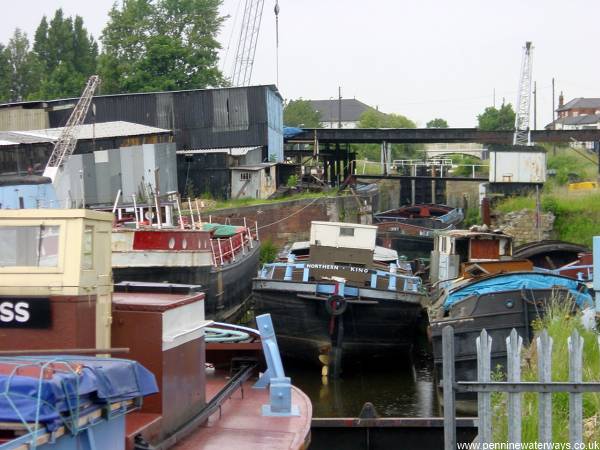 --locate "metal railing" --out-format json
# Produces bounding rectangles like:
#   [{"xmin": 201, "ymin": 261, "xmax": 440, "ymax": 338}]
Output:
[
  {"xmin": 442, "ymin": 326, "xmax": 600, "ymax": 449},
  {"xmin": 258, "ymin": 257, "xmax": 422, "ymax": 294},
  {"xmin": 351, "ymin": 159, "xmax": 489, "ymax": 179}
]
